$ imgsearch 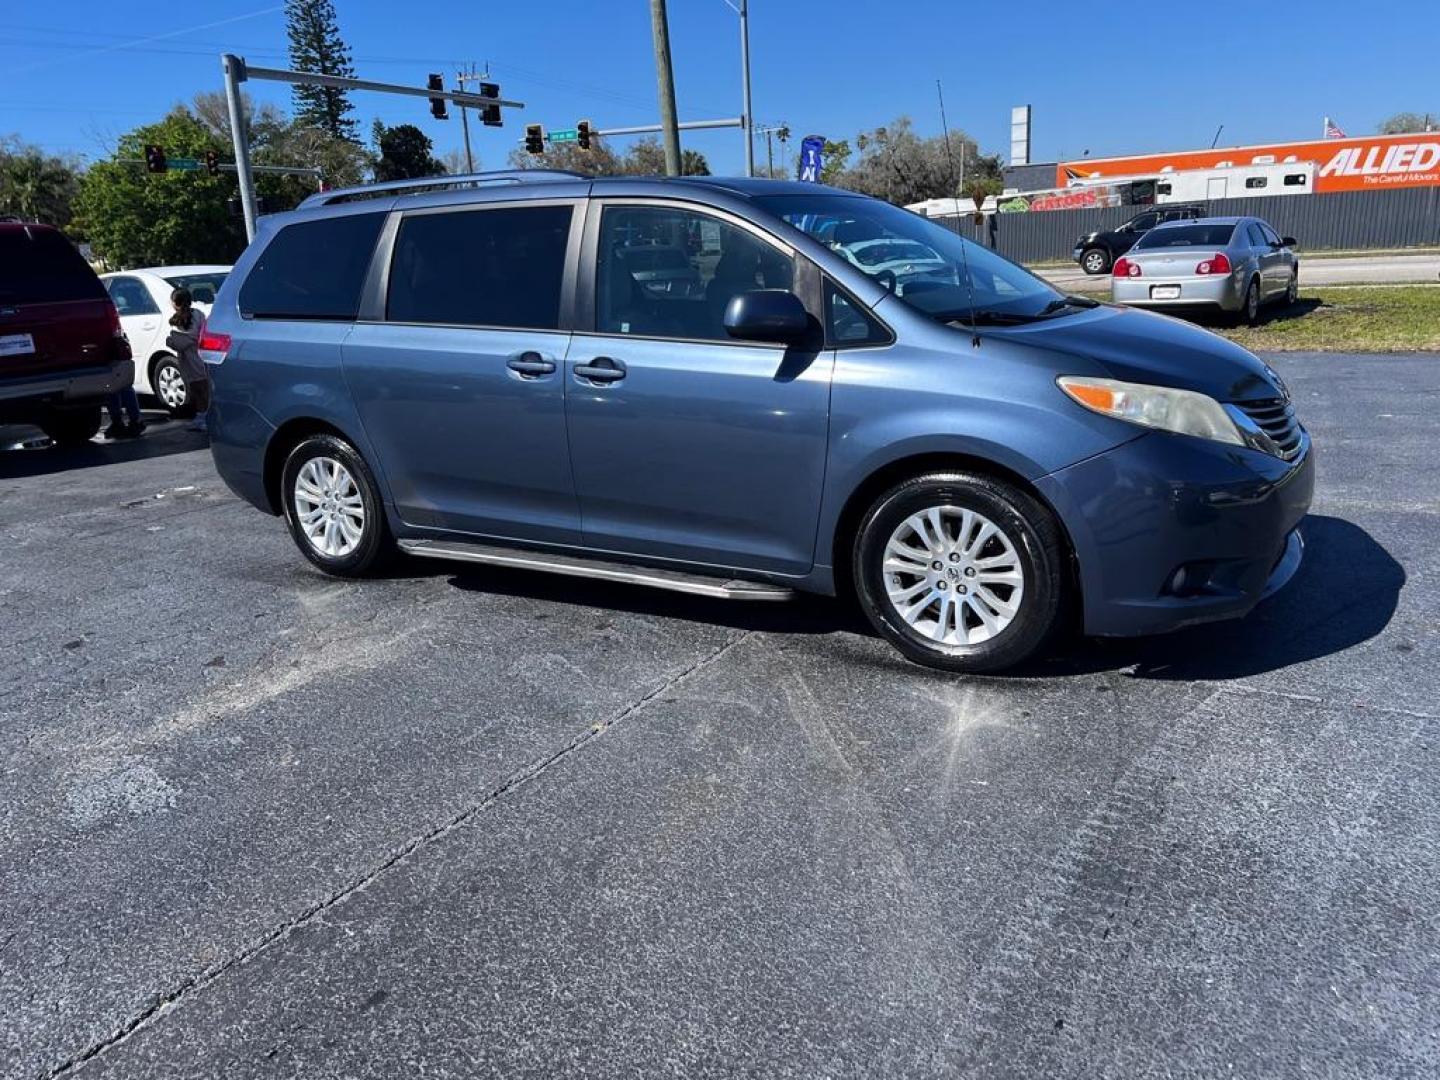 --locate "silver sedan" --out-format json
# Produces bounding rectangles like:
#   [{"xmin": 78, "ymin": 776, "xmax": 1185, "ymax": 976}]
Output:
[{"xmin": 1110, "ymin": 216, "xmax": 1299, "ymax": 325}]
